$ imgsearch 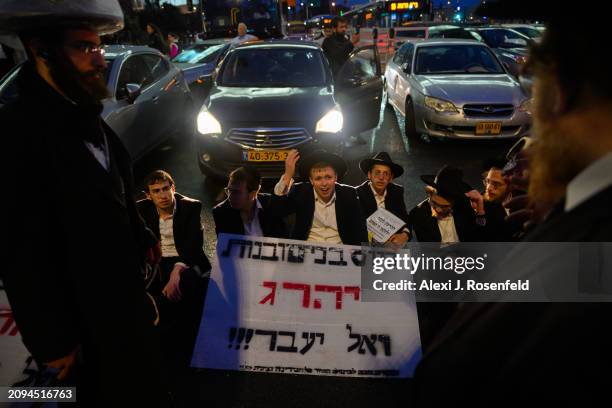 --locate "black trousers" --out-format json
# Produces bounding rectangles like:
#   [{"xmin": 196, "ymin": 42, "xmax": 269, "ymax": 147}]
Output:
[{"xmin": 152, "ymin": 257, "xmax": 208, "ymax": 379}]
